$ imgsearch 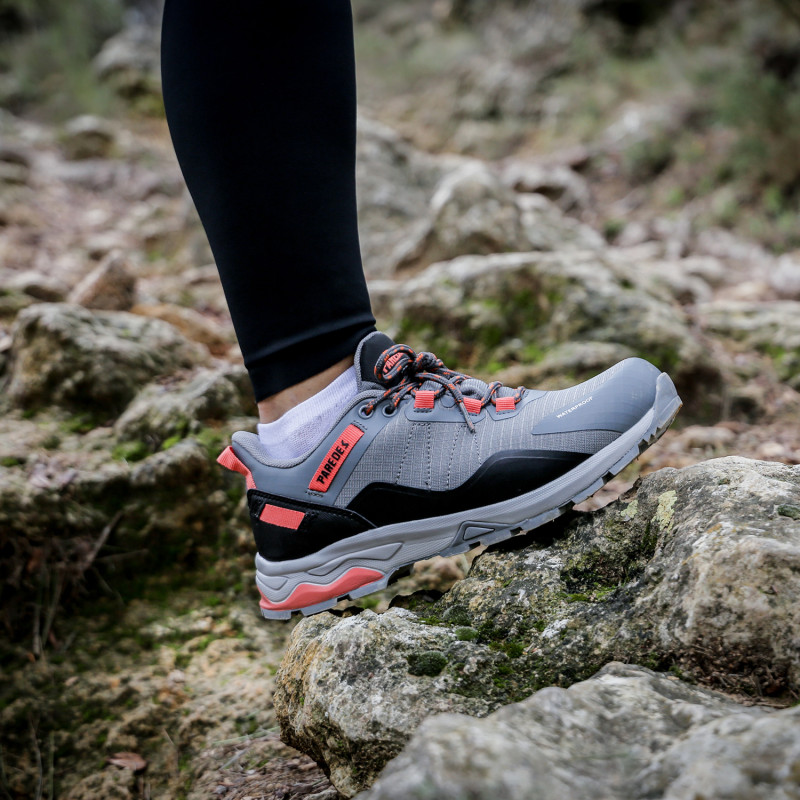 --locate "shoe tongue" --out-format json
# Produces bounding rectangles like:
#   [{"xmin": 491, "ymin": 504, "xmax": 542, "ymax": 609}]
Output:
[
  {"xmin": 458, "ymin": 377, "xmax": 490, "ymax": 397},
  {"xmin": 355, "ymin": 331, "xmax": 396, "ymax": 390},
  {"xmin": 436, "ymin": 375, "xmax": 517, "ymax": 400}
]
